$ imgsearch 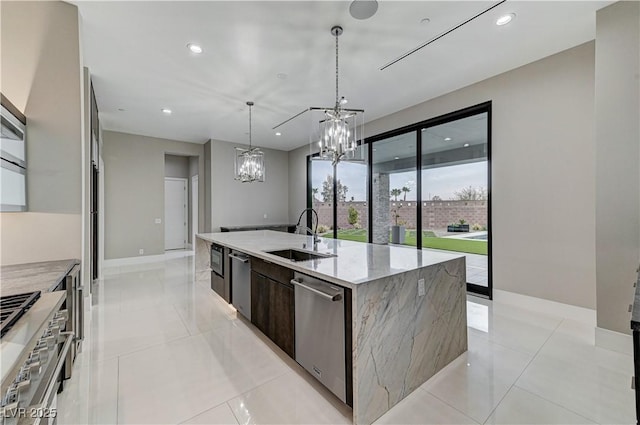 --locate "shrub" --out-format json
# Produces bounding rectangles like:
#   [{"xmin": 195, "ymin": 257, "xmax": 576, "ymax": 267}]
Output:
[
  {"xmin": 348, "ymin": 206, "xmax": 359, "ymax": 226},
  {"xmin": 317, "ymin": 224, "xmax": 330, "ymax": 234},
  {"xmin": 472, "ymin": 223, "xmax": 482, "ymax": 231}
]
